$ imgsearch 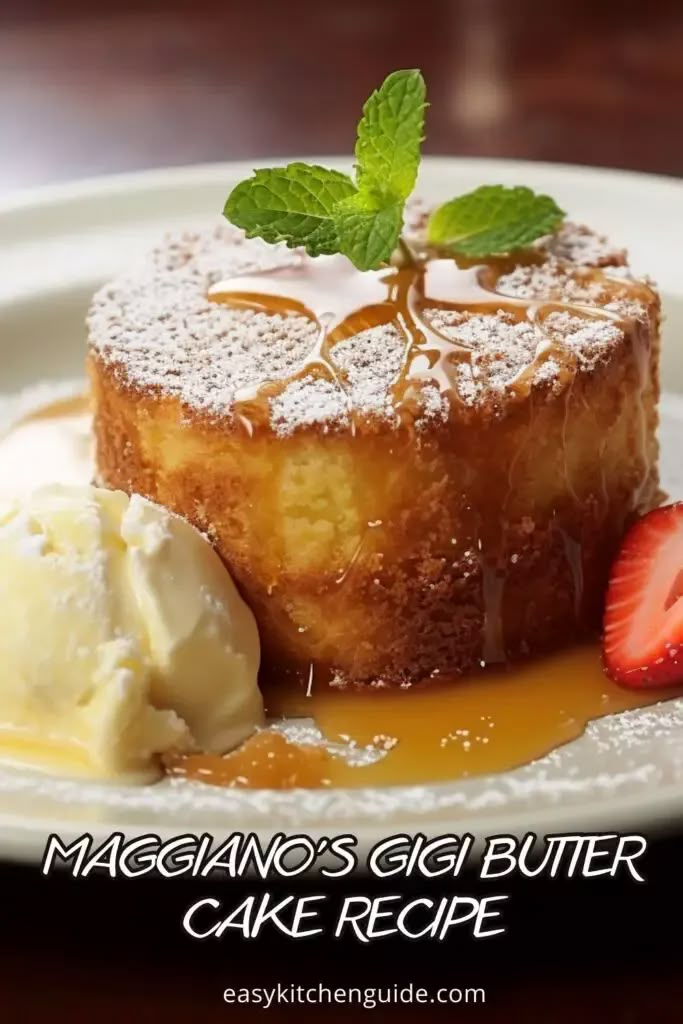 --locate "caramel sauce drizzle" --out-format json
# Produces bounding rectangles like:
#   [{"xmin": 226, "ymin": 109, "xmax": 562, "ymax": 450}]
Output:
[{"xmin": 209, "ymin": 249, "xmax": 649, "ymax": 427}]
